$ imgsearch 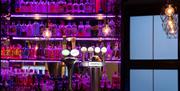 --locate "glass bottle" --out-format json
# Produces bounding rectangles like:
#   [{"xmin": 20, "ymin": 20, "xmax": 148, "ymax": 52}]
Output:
[
  {"xmin": 109, "ymin": 19, "xmax": 115, "ymax": 36},
  {"xmin": 22, "ymin": 42, "xmax": 29, "ymax": 59},
  {"xmin": 106, "ymin": 42, "xmax": 112, "ymax": 60},
  {"xmin": 58, "ymin": 0, "xmax": 65, "ymax": 13},
  {"xmin": 66, "ymin": 0, "xmax": 73, "ymax": 13},
  {"xmin": 78, "ymin": 21, "xmax": 85, "ymax": 36},
  {"xmin": 85, "ymin": 0, "xmax": 92, "ymax": 13},
  {"xmin": 10, "ymin": 22, "xmax": 16, "ymax": 36},
  {"xmin": 21, "ymin": 21, "xmax": 27, "ymax": 36},
  {"xmin": 33, "ymin": 21, "xmax": 40, "ymax": 36},
  {"xmin": 16, "ymin": 21, "xmax": 22, "ymax": 36},
  {"xmin": 59, "ymin": 21, "xmax": 66, "ymax": 36},
  {"xmin": 73, "ymin": 0, "xmax": 79, "ymax": 13},
  {"xmin": 40, "ymin": 21, "xmax": 45, "ymax": 36},
  {"xmin": 79, "ymin": 0, "xmax": 85, "ymax": 13},
  {"xmin": 84, "ymin": 21, "xmax": 91, "ymax": 36},
  {"xmin": 65, "ymin": 22, "xmax": 72, "ymax": 36},
  {"xmin": 72, "ymin": 22, "xmax": 77, "ymax": 37},
  {"xmin": 26, "ymin": 21, "xmax": 33, "ymax": 36}
]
